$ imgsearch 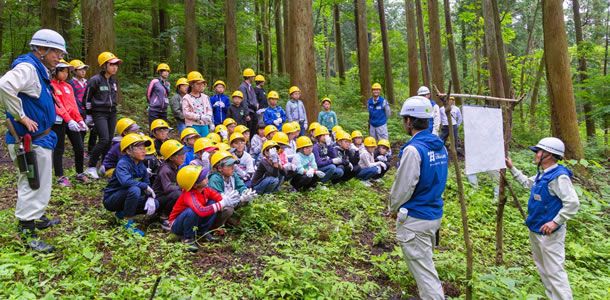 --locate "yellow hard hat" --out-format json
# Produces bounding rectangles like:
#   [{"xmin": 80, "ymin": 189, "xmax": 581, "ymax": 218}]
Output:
[
  {"xmin": 160, "ymin": 139, "xmax": 185, "ymax": 159},
  {"xmin": 216, "ymin": 142, "xmax": 231, "ymax": 152},
  {"xmin": 68, "ymin": 59, "xmax": 88, "ymax": 70},
  {"xmin": 313, "ymin": 126, "xmax": 330, "ymax": 137},
  {"xmin": 264, "ymin": 125, "xmax": 278, "ymax": 137},
  {"xmin": 156, "ymin": 63, "xmax": 170, "ymax": 72},
  {"xmin": 243, "ymin": 68, "xmax": 256, "ymax": 77},
  {"xmin": 351, "ymin": 130, "xmax": 363, "ymax": 139},
  {"xmin": 272, "ymin": 131, "xmax": 289, "ymax": 146},
  {"xmin": 150, "ymin": 119, "xmax": 171, "ymax": 132},
  {"xmin": 371, "ymin": 83, "xmax": 382, "ymax": 90},
  {"xmin": 223, "ymin": 118, "xmax": 237, "ymax": 127},
  {"xmin": 321, "ymin": 97, "xmax": 331, "ymax": 104},
  {"xmin": 308, "ymin": 122, "xmax": 321, "ymax": 132},
  {"xmin": 211, "ymin": 150, "xmax": 235, "ymax": 167},
  {"xmin": 234, "ymin": 125, "xmax": 249, "ymax": 134},
  {"xmin": 231, "ymin": 90, "xmax": 244, "ymax": 99},
  {"xmin": 255, "ymin": 74, "xmax": 266, "ymax": 82},
  {"xmin": 206, "ymin": 132, "xmax": 222, "ymax": 144},
  {"xmin": 293, "ymin": 121, "xmax": 301, "ymax": 132},
  {"xmin": 288, "ymin": 86, "xmax": 301, "ymax": 95},
  {"xmin": 229, "ymin": 132, "xmax": 245, "ymax": 144},
  {"xmin": 335, "ymin": 130, "xmax": 352, "ymax": 142},
  {"xmin": 180, "ymin": 127, "xmax": 200, "ymax": 141},
  {"xmin": 378, "ymin": 139, "xmax": 391, "ymax": 149},
  {"xmin": 296, "ymin": 136, "xmax": 313, "ymax": 150},
  {"xmin": 213, "ymin": 80, "xmax": 226, "ymax": 88},
  {"xmin": 194, "ymin": 137, "xmax": 217, "ymax": 153},
  {"xmin": 331, "ymin": 125, "xmax": 343, "ymax": 134},
  {"xmin": 262, "ymin": 140, "xmax": 279, "ymax": 153},
  {"xmin": 187, "ymin": 71, "xmax": 206, "ymax": 83},
  {"xmin": 176, "ymin": 77, "xmax": 188, "ymax": 87},
  {"xmin": 363, "ymin": 136, "xmax": 377, "ymax": 147},
  {"xmin": 215, "ymin": 124, "xmax": 228, "ymax": 134},
  {"xmin": 177, "ymin": 165, "xmax": 207, "ymax": 191},
  {"xmin": 116, "ymin": 118, "xmax": 138, "ymax": 135},
  {"xmin": 98, "ymin": 51, "xmax": 122, "ymax": 66},
  {"xmin": 120, "ymin": 133, "xmax": 151, "ymax": 152},
  {"xmin": 267, "ymin": 90, "xmax": 279, "ymax": 99},
  {"xmin": 281, "ymin": 122, "xmax": 298, "ymax": 134},
  {"xmin": 142, "ymin": 135, "xmax": 156, "ymax": 155}
]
